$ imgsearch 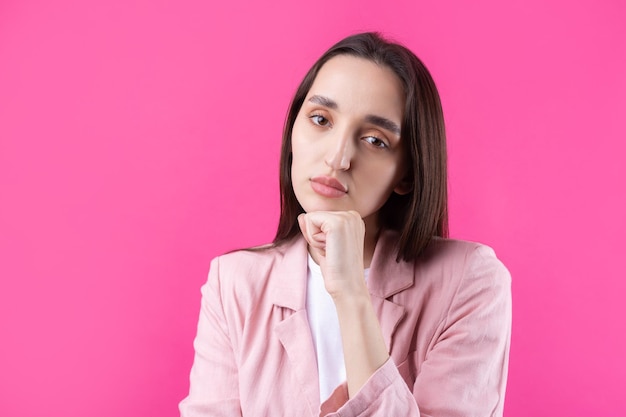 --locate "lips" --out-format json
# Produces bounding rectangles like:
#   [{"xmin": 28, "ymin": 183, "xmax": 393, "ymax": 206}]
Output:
[{"xmin": 310, "ymin": 176, "xmax": 347, "ymax": 198}]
